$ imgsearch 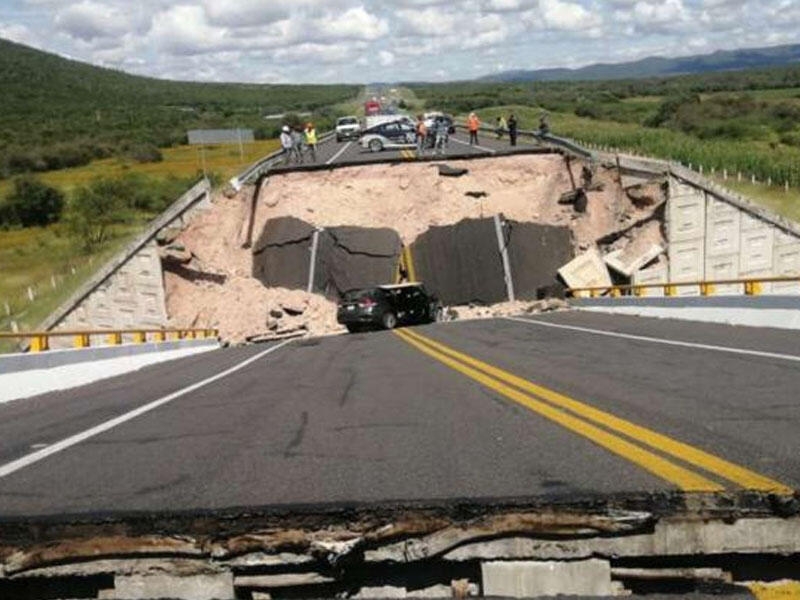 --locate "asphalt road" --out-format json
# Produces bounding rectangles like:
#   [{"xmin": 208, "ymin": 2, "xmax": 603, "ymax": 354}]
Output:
[
  {"xmin": 284, "ymin": 128, "xmax": 538, "ymax": 168},
  {"xmin": 0, "ymin": 312, "xmax": 798, "ymax": 518}
]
